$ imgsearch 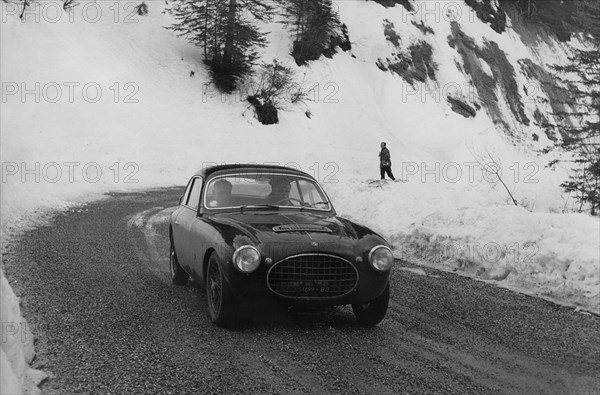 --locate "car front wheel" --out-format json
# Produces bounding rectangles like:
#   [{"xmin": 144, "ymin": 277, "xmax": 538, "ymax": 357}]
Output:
[
  {"xmin": 206, "ymin": 253, "xmax": 236, "ymax": 326},
  {"xmin": 352, "ymin": 282, "xmax": 390, "ymax": 326},
  {"xmin": 170, "ymin": 235, "xmax": 189, "ymax": 285}
]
